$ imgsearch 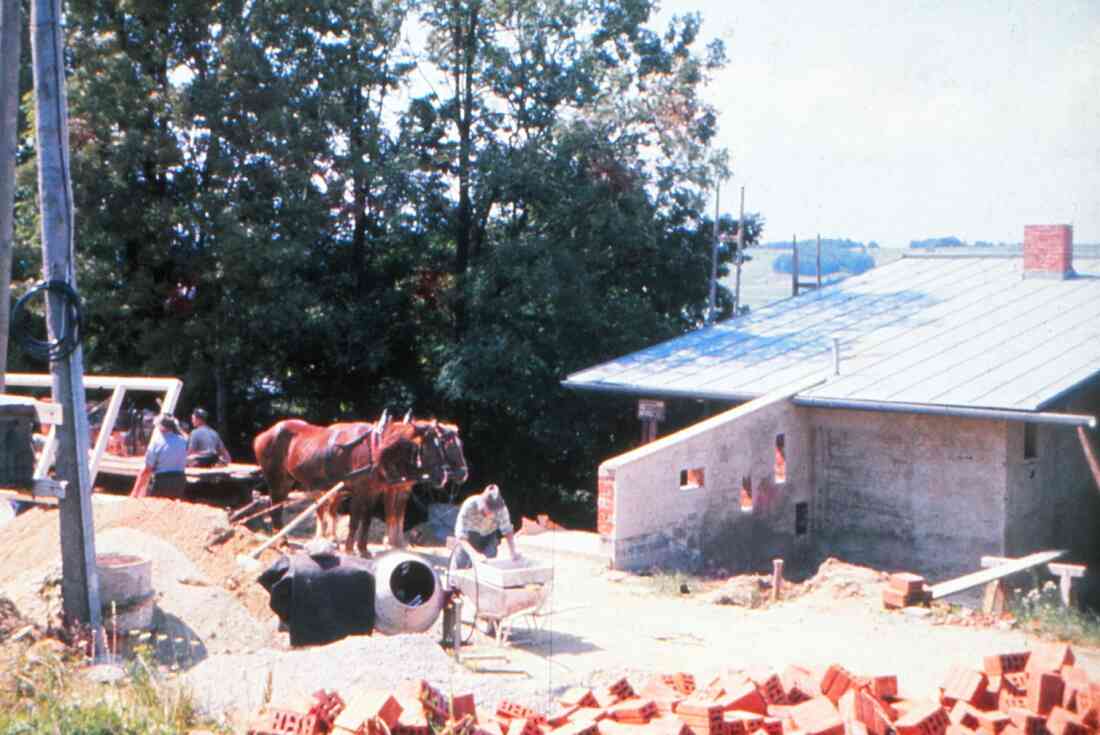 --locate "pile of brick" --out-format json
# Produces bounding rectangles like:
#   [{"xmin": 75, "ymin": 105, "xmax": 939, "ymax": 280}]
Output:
[
  {"xmin": 882, "ymin": 573, "xmax": 933, "ymax": 609},
  {"xmin": 243, "ymin": 642, "xmax": 1099, "ymax": 735}
]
